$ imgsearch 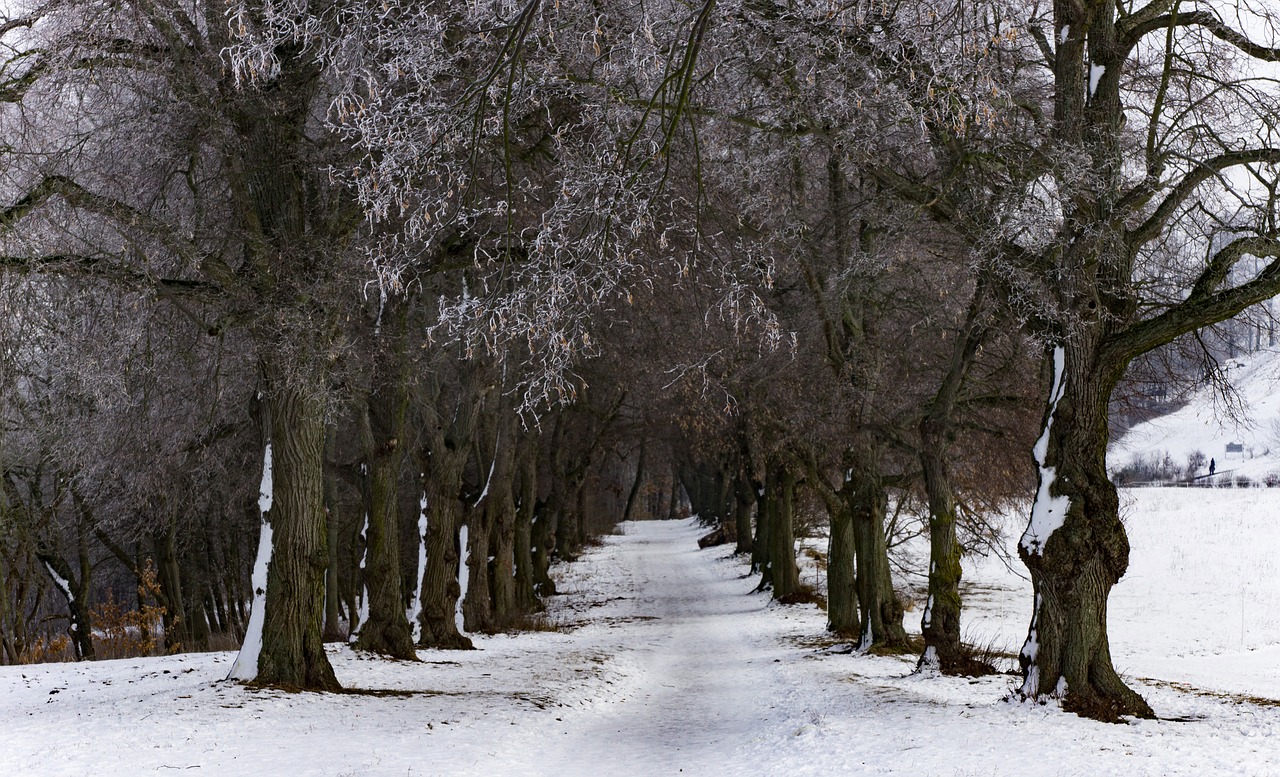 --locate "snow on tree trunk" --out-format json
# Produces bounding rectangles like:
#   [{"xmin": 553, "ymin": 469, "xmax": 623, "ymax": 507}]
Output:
[
  {"xmin": 228, "ymin": 444, "xmax": 274, "ymax": 682},
  {"xmin": 349, "ymin": 511, "xmax": 370, "ymax": 643},
  {"xmin": 455, "ymin": 523, "xmax": 470, "ymax": 637},
  {"xmin": 406, "ymin": 493, "xmax": 428, "ymax": 644}
]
